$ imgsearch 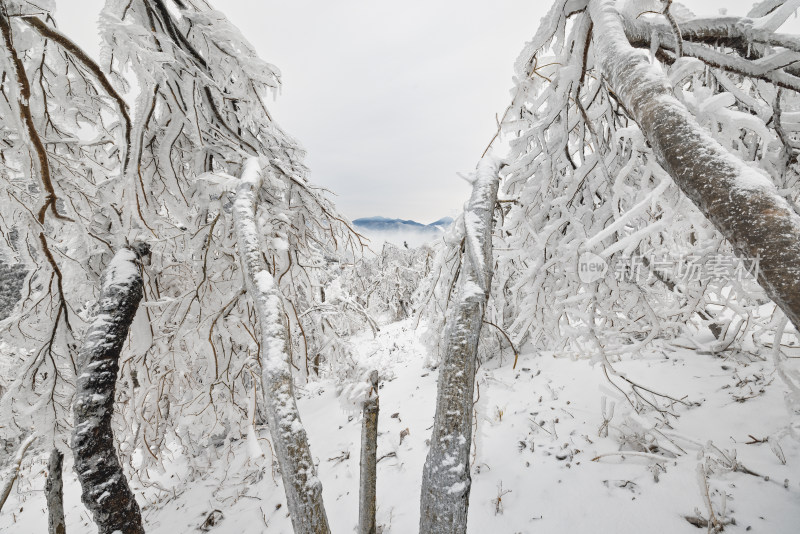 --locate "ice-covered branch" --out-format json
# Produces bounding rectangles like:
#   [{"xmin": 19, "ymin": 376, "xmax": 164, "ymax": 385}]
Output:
[
  {"xmin": 621, "ymin": 15, "xmax": 800, "ymax": 92},
  {"xmin": 22, "ymin": 15, "xmax": 132, "ymax": 172},
  {"xmin": 0, "ymin": 4, "xmax": 68, "ymax": 223},
  {"xmin": 589, "ymin": 0, "xmax": 800, "ymax": 329}
]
